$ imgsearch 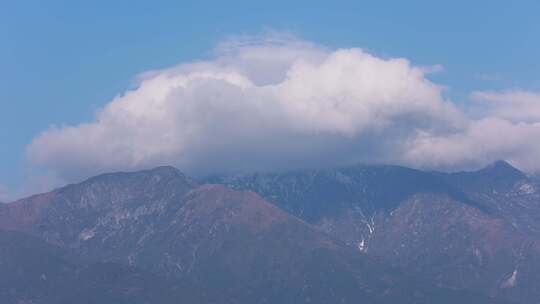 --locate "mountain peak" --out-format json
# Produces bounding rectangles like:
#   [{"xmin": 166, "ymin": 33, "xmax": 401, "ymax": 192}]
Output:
[
  {"xmin": 148, "ymin": 165, "xmax": 186, "ymax": 177},
  {"xmin": 481, "ymin": 160, "xmax": 524, "ymax": 177},
  {"xmin": 452, "ymin": 160, "xmax": 528, "ymax": 190},
  {"xmin": 488, "ymin": 160, "xmax": 515, "ymax": 169},
  {"xmin": 79, "ymin": 165, "xmax": 193, "ymax": 187}
]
